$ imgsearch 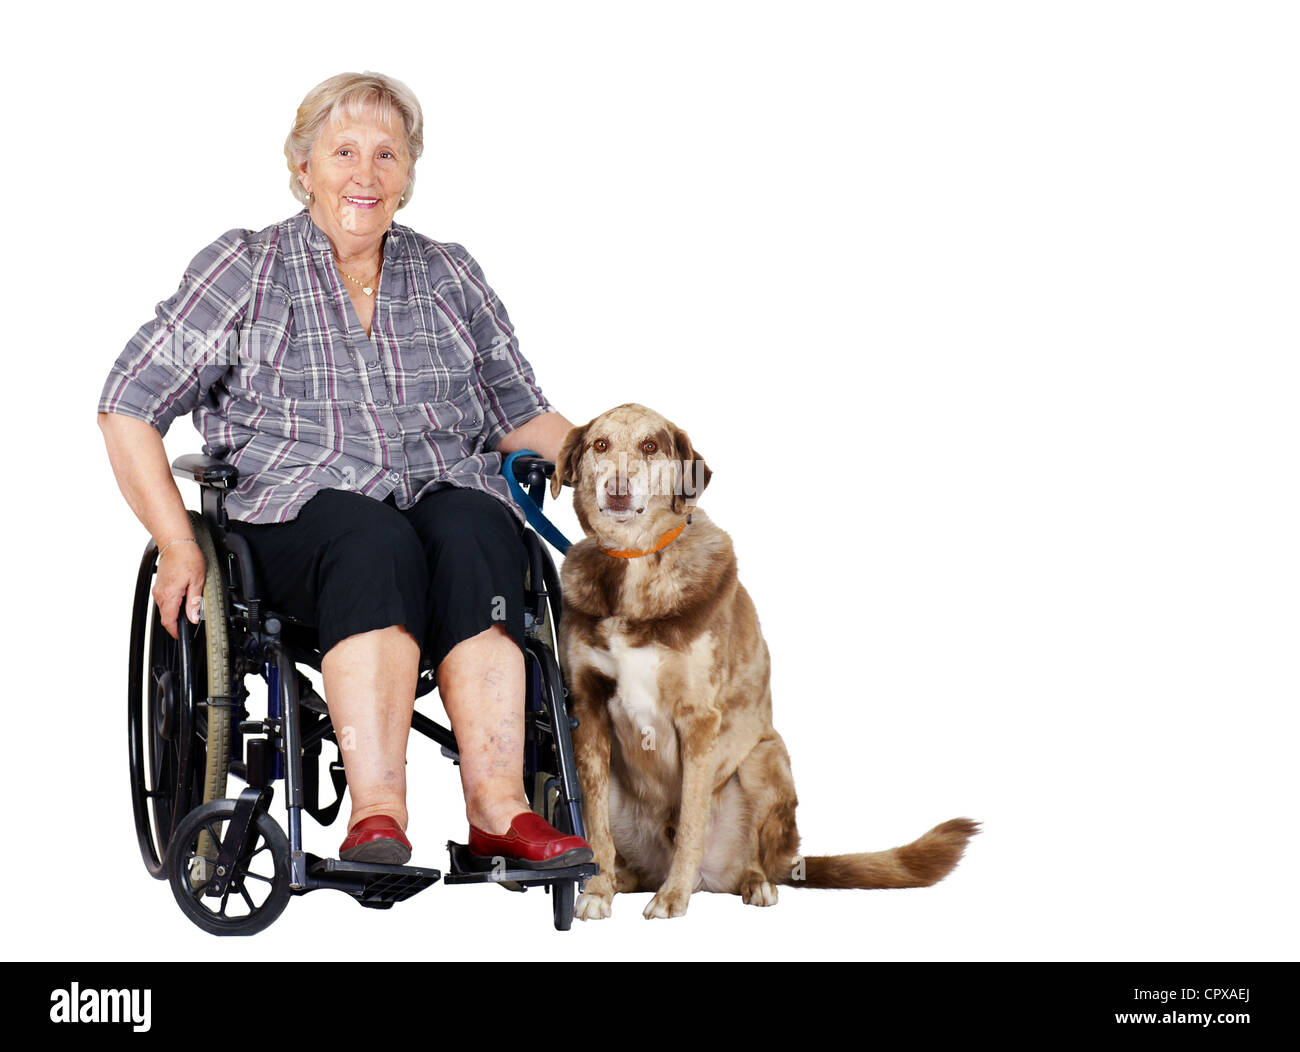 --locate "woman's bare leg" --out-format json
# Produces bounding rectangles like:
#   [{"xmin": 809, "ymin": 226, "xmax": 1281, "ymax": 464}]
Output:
[
  {"xmin": 321, "ymin": 623, "xmax": 421, "ymax": 831},
  {"xmin": 437, "ymin": 623, "xmax": 532, "ymax": 835}
]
